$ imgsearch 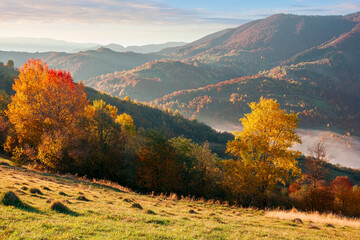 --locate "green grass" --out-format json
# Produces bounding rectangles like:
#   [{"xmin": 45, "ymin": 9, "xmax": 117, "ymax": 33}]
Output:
[{"xmin": 0, "ymin": 156, "xmax": 359, "ymax": 239}]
